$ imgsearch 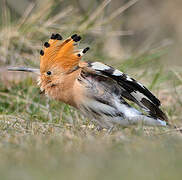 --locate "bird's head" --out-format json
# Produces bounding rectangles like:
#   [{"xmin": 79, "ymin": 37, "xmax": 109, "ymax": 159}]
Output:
[{"xmin": 38, "ymin": 33, "xmax": 89, "ymax": 93}]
